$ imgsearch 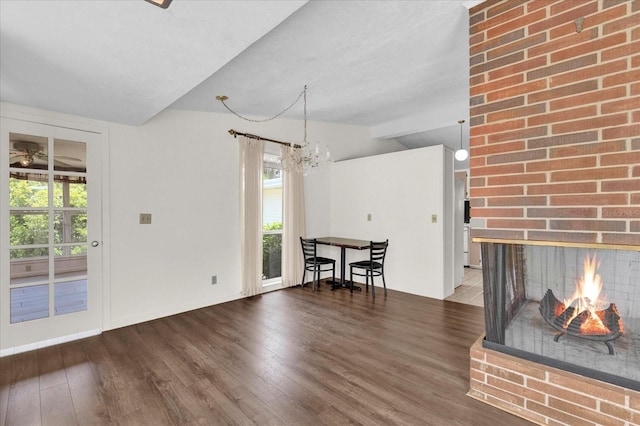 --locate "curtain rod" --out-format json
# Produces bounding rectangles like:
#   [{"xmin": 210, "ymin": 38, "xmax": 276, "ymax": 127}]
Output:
[{"xmin": 227, "ymin": 129, "xmax": 301, "ymax": 149}]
